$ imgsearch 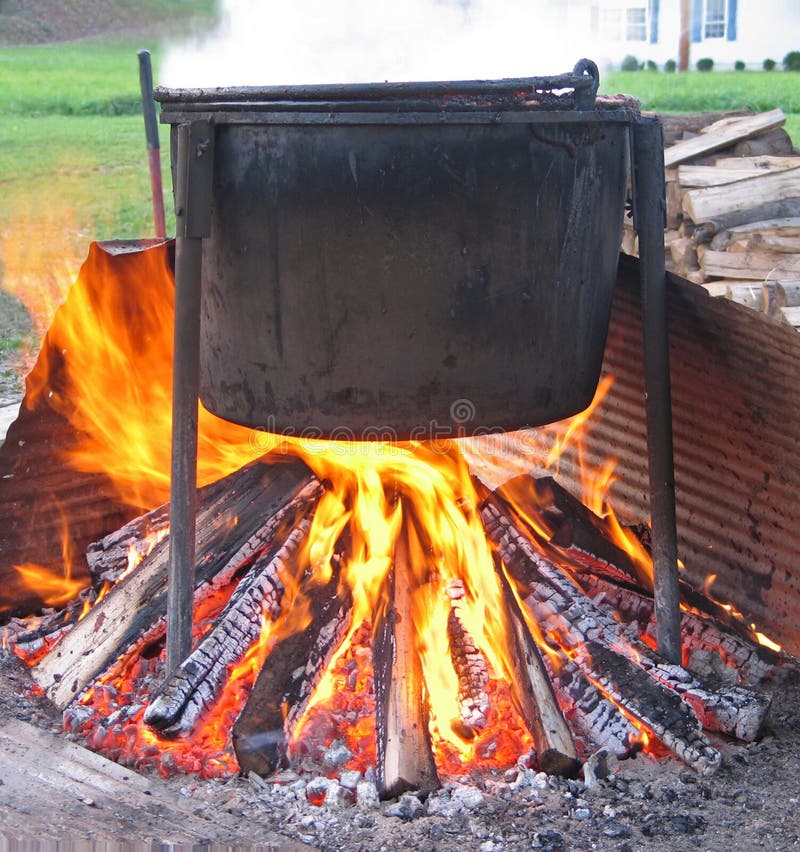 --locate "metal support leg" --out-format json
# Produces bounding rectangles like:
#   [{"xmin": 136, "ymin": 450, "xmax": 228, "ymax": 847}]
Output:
[
  {"xmin": 632, "ymin": 117, "xmax": 682, "ymax": 665},
  {"xmin": 167, "ymin": 119, "xmax": 214, "ymax": 677}
]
